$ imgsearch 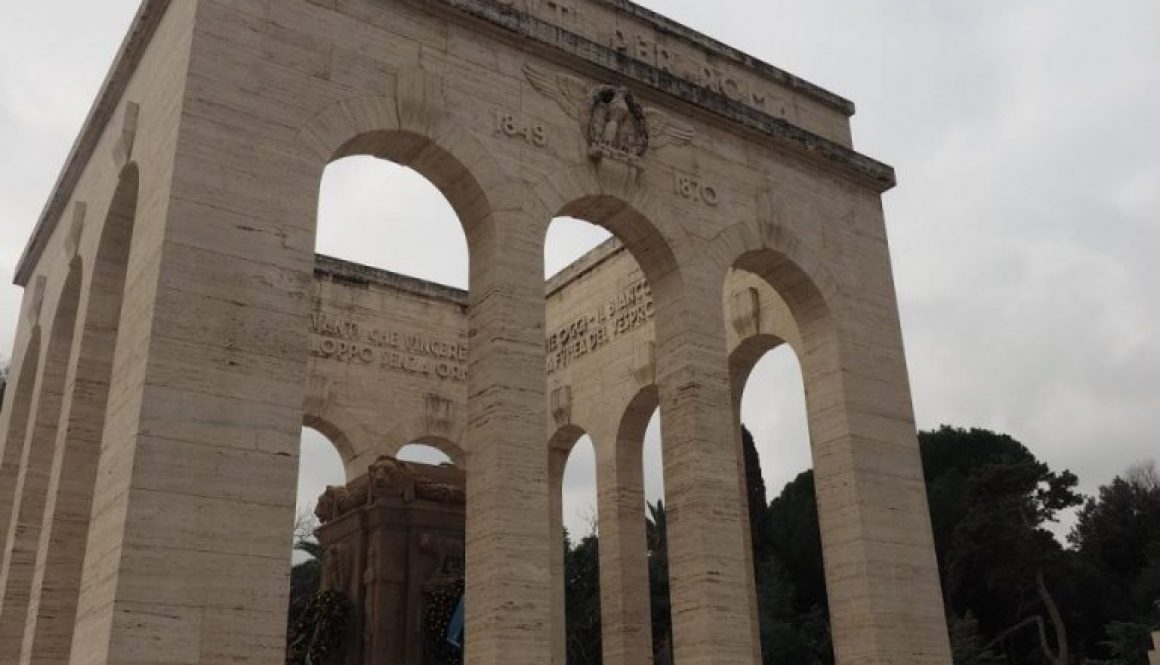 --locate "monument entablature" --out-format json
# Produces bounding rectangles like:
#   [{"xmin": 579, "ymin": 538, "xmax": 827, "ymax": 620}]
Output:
[{"xmin": 0, "ymin": 1, "xmax": 951, "ymax": 664}]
